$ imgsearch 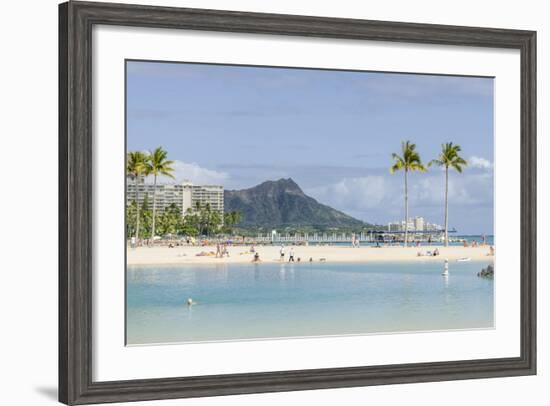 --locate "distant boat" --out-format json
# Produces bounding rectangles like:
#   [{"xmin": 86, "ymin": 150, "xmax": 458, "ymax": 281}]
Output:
[{"xmin": 457, "ymin": 257, "xmax": 471, "ymax": 262}]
